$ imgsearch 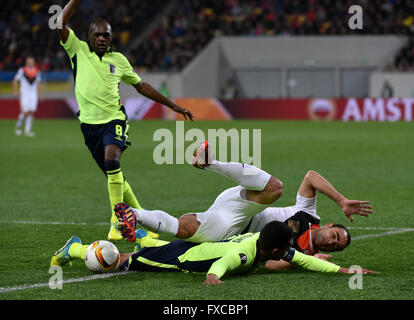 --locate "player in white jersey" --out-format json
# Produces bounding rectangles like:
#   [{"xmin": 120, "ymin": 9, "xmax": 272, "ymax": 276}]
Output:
[
  {"xmin": 13, "ymin": 56, "xmax": 41, "ymax": 137},
  {"xmin": 115, "ymin": 142, "xmax": 372, "ymax": 255}
]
